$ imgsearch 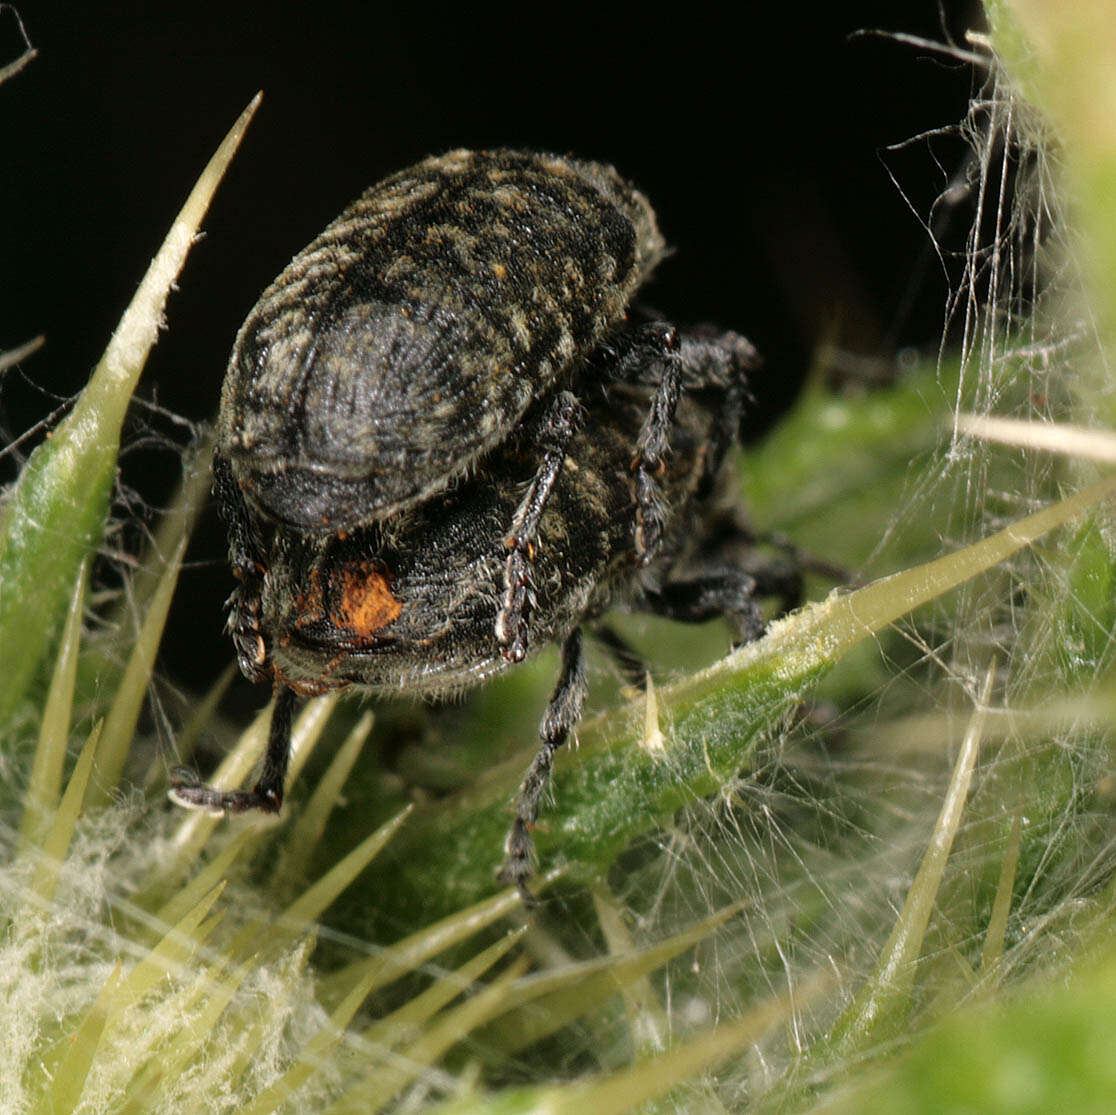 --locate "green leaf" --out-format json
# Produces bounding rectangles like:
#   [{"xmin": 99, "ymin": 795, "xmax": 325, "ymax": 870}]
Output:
[
  {"xmin": 365, "ymin": 474, "xmax": 1116, "ymax": 930},
  {"xmin": 0, "ymin": 93, "xmax": 259, "ymax": 725},
  {"xmin": 20, "ymin": 557, "xmax": 88, "ymax": 846}
]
